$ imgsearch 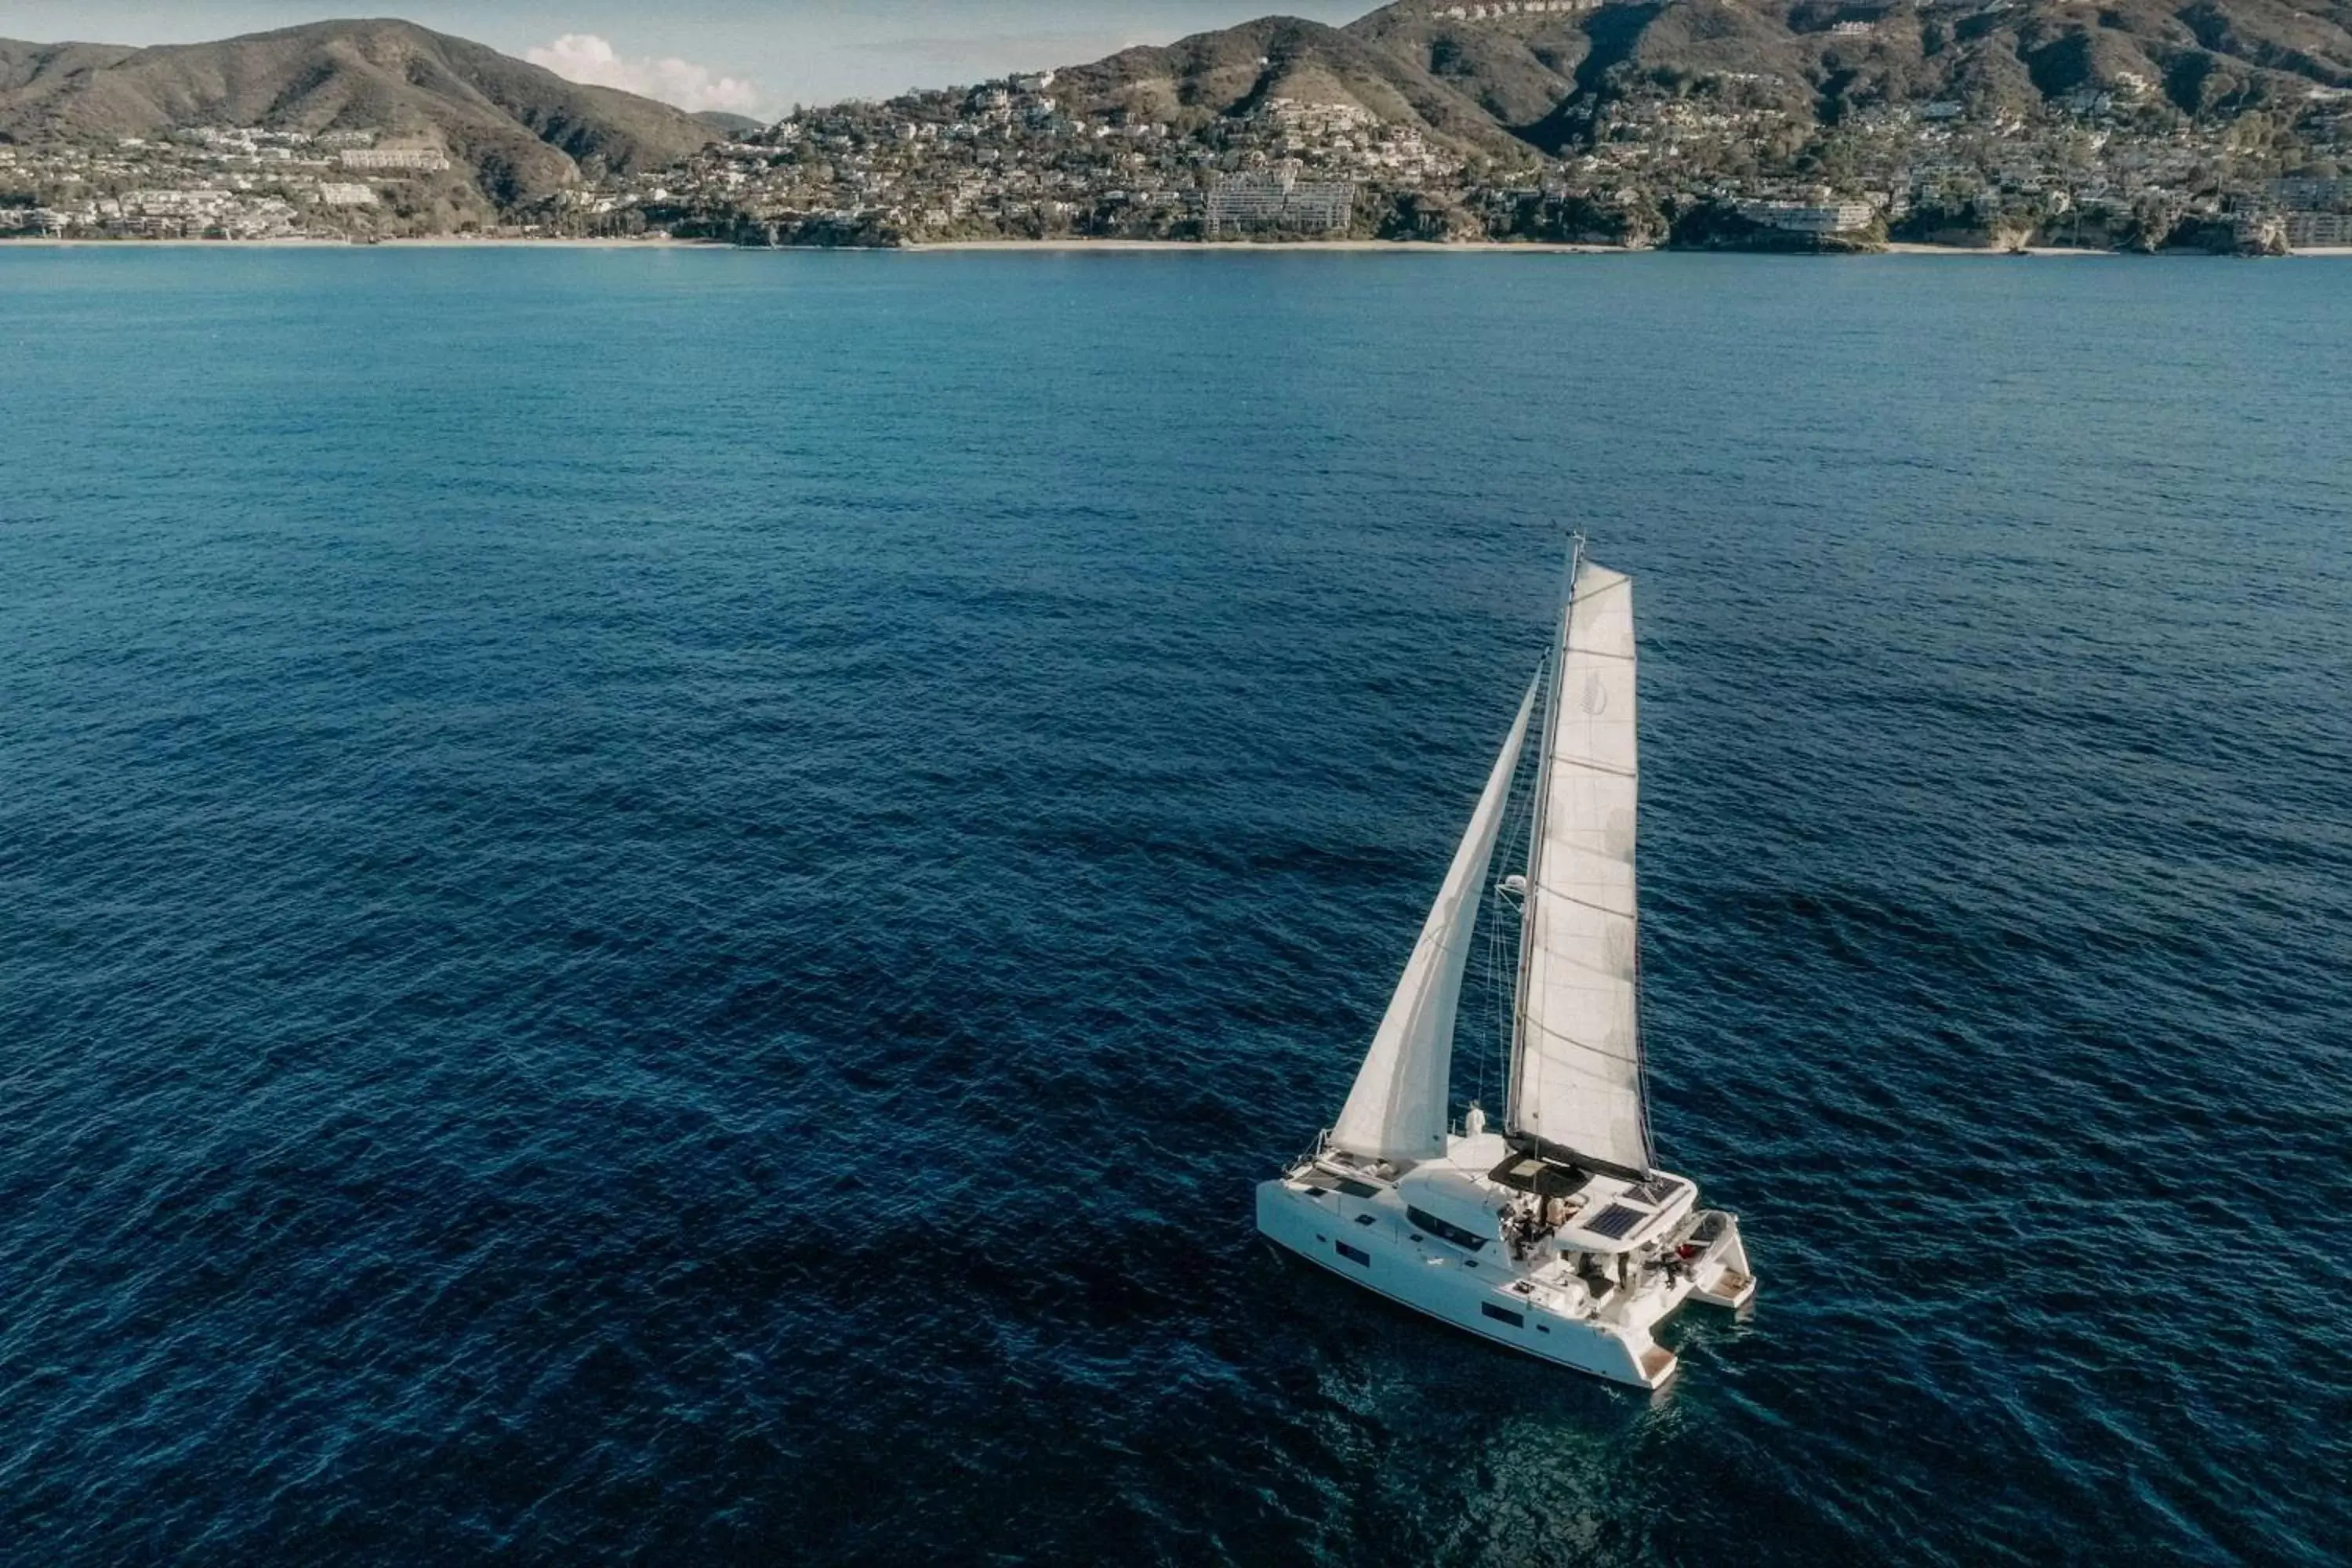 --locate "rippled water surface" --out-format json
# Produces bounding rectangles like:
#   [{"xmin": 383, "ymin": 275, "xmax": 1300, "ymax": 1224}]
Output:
[{"xmin": 3, "ymin": 248, "xmax": 2348, "ymax": 1565}]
